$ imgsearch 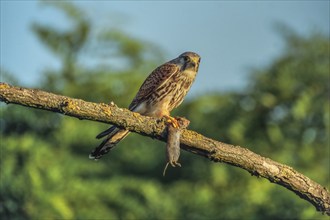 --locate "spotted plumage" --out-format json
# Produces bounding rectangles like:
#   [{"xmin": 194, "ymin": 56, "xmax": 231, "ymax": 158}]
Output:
[{"xmin": 89, "ymin": 51, "xmax": 201, "ymax": 159}]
